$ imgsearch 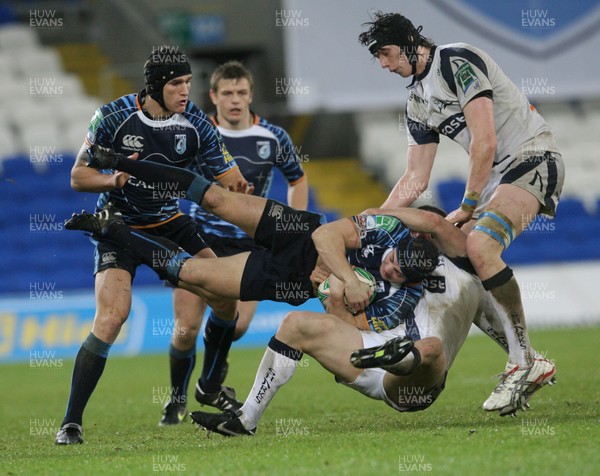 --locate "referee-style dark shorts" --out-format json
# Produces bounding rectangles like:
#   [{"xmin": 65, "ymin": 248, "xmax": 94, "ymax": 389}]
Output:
[
  {"xmin": 240, "ymin": 200, "xmax": 325, "ymax": 306},
  {"xmin": 93, "ymin": 213, "xmax": 209, "ymax": 280}
]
